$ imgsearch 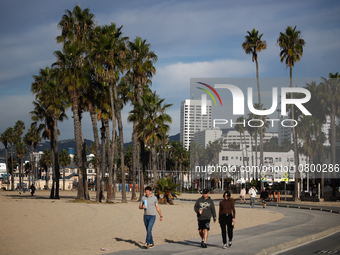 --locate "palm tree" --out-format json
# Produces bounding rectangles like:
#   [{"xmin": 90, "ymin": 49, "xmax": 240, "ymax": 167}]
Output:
[
  {"xmin": 15, "ymin": 140, "xmax": 27, "ymax": 191},
  {"xmin": 59, "ymin": 149, "xmax": 71, "ymax": 191},
  {"xmin": 40, "ymin": 149, "xmax": 52, "ymax": 189},
  {"xmin": 127, "ymin": 37, "xmax": 157, "ymax": 199},
  {"xmin": 91, "ymin": 23, "xmax": 129, "ymax": 203},
  {"xmin": 129, "ymin": 90, "xmax": 172, "ymax": 187},
  {"xmin": 55, "ymin": 5, "xmax": 95, "ymax": 200},
  {"xmin": 53, "ymin": 44, "xmax": 89, "ymax": 199},
  {"xmin": 31, "ymin": 66, "xmax": 68, "ymax": 199},
  {"xmin": 318, "ymin": 73, "xmax": 340, "ymax": 196},
  {"xmin": 318, "ymin": 73, "xmax": 340, "ymax": 167},
  {"xmin": 277, "ymin": 25, "xmax": 306, "ymax": 201},
  {"xmin": 31, "ymin": 124, "xmax": 43, "ymax": 184},
  {"xmin": 242, "ymin": 28, "xmax": 267, "ymax": 179},
  {"xmin": 156, "ymin": 177, "xmax": 180, "ymax": 204},
  {"xmin": 13, "ymin": 120, "xmax": 25, "ymax": 191},
  {"xmin": 0, "ymin": 129, "xmax": 10, "ymax": 189},
  {"xmin": 6, "ymin": 127, "xmax": 15, "ymax": 190},
  {"xmin": 23, "ymin": 128, "xmax": 34, "ymax": 185}
]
